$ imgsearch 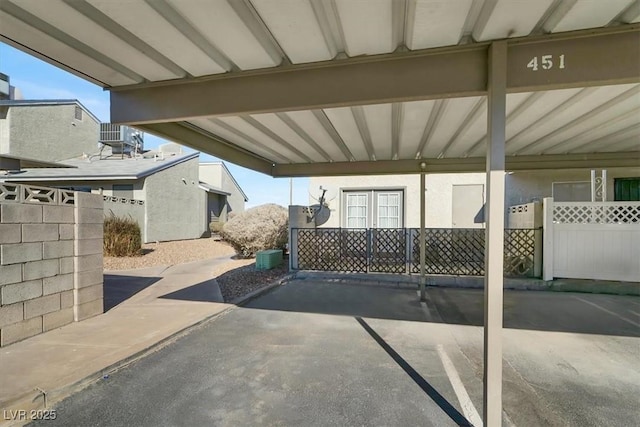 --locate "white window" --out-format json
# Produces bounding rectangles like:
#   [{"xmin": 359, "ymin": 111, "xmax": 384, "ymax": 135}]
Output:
[
  {"xmin": 346, "ymin": 193, "xmax": 368, "ymax": 228},
  {"xmin": 376, "ymin": 192, "xmax": 401, "ymax": 228},
  {"xmin": 343, "ymin": 190, "xmax": 404, "ymax": 228}
]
